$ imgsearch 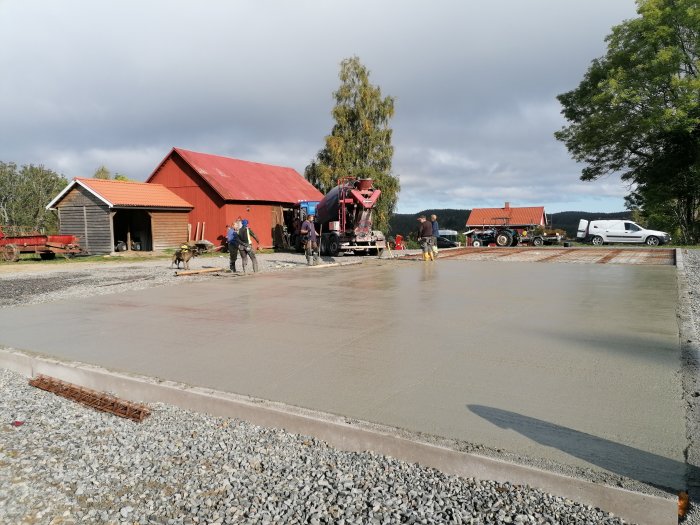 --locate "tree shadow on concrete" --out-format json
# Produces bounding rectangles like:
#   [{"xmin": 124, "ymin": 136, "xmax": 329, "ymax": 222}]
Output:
[{"xmin": 468, "ymin": 404, "xmax": 698, "ymax": 493}]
